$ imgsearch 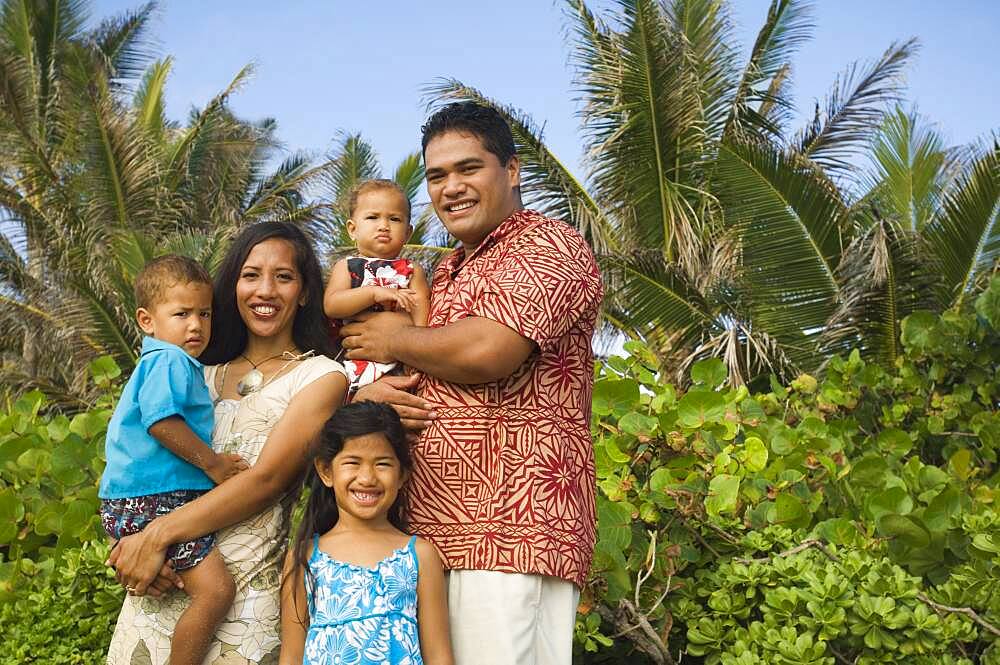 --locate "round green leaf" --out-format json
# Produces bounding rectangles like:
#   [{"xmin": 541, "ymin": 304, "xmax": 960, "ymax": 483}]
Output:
[
  {"xmin": 690, "ymin": 358, "xmax": 726, "ymax": 387},
  {"xmin": 678, "ymin": 391, "xmax": 727, "ymax": 428},
  {"xmin": 705, "ymin": 474, "xmax": 740, "ymax": 516},
  {"xmin": 877, "ymin": 514, "xmax": 930, "ymax": 548},
  {"xmin": 742, "ymin": 436, "xmax": 768, "ymax": 472}
]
